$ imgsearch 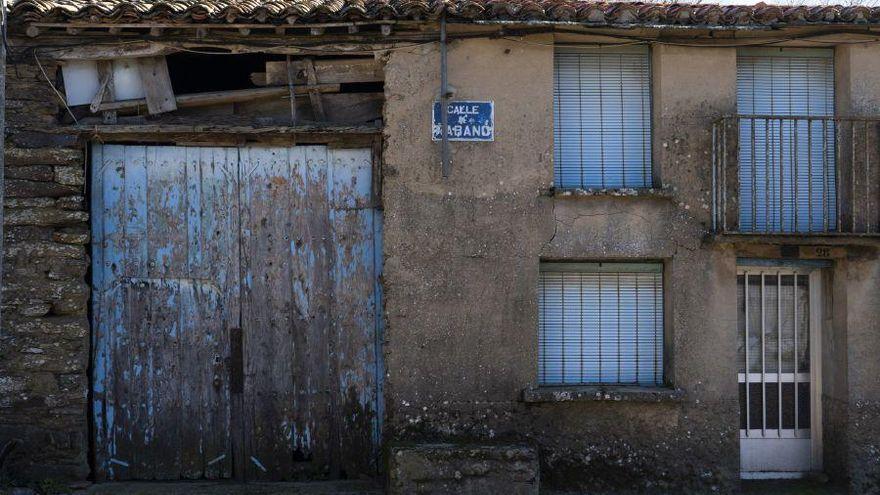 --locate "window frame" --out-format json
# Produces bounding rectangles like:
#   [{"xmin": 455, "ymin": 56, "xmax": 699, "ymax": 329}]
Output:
[
  {"xmin": 536, "ymin": 260, "xmax": 670, "ymax": 388},
  {"xmin": 552, "ymin": 44, "xmax": 656, "ymax": 191}
]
